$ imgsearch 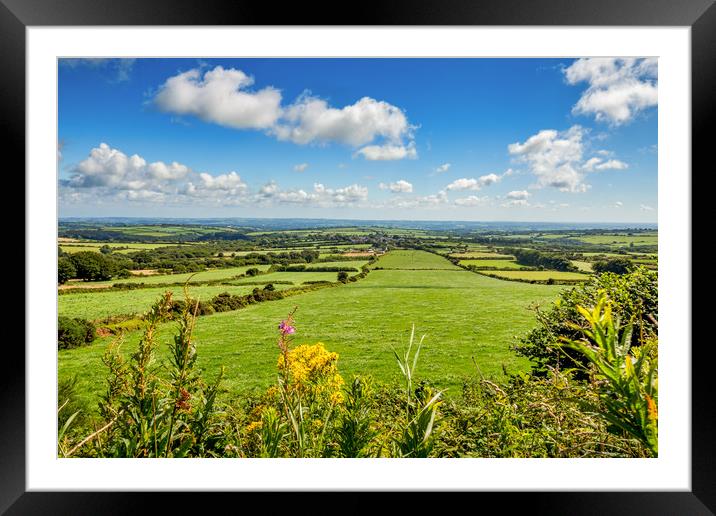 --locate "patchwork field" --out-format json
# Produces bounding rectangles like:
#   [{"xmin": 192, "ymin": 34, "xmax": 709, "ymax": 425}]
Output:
[
  {"xmin": 460, "ymin": 259, "xmax": 528, "ymax": 269},
  {"xmin": 58, "ymin": 251, "xmax": 564, "ymax": 408},
  {"xmin": 372, "ymin": 250, "xmax": 461, "ymax": 269},
  {"xmin": 479, "ymin": 270, "xmax": 591, "ymax": 282},
  {"xmin": 450, "ymin": 252, "xmax": 514, "ymax": 259}
]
